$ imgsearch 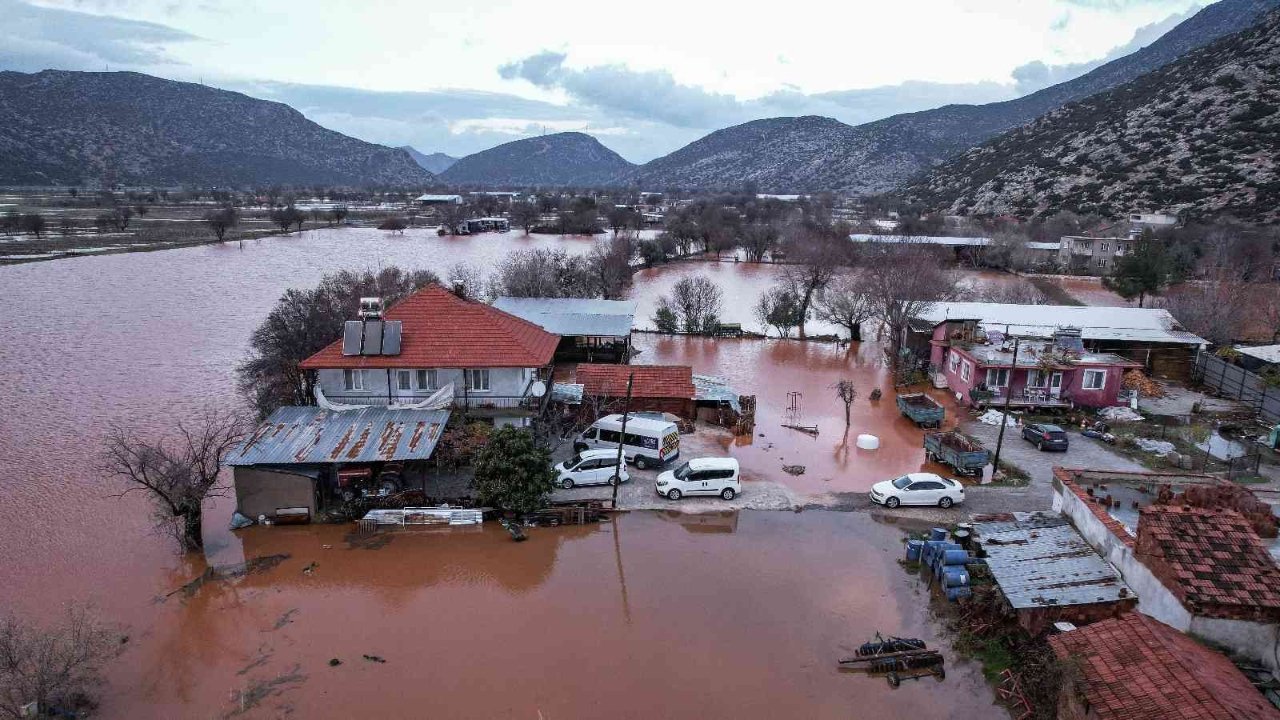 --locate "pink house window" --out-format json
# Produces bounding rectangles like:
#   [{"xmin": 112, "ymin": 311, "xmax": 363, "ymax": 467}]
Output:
[
  {"xmin": 960, "ymin": 361, "xmax": 971, "ymax": 382},
  {"xmin": 1082, "ymin": 369, "xmax": 1106, "ymax": 390}
]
